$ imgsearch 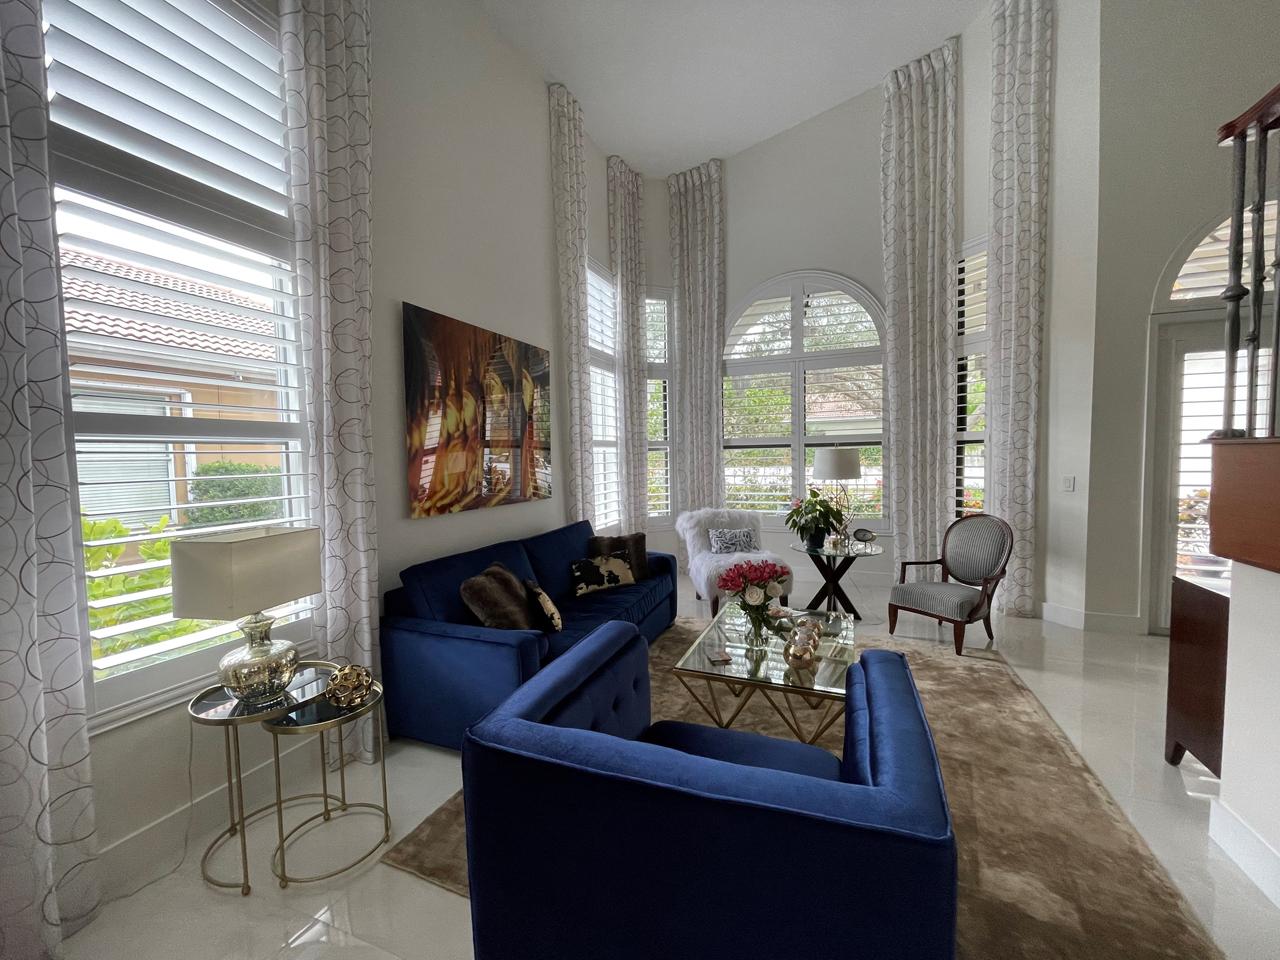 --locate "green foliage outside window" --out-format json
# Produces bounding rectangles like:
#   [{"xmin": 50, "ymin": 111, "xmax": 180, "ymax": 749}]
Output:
[
  {"xmin": 84, "ymin": 460, "xmax": 285, "ymax": 664},
  {"xmin": 189, "ymin": 460, "xmax": 284, "ymax": 526},
  {"xmin": 84, "ymin": 515, "xmax": 213, "ymax": 661}
]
